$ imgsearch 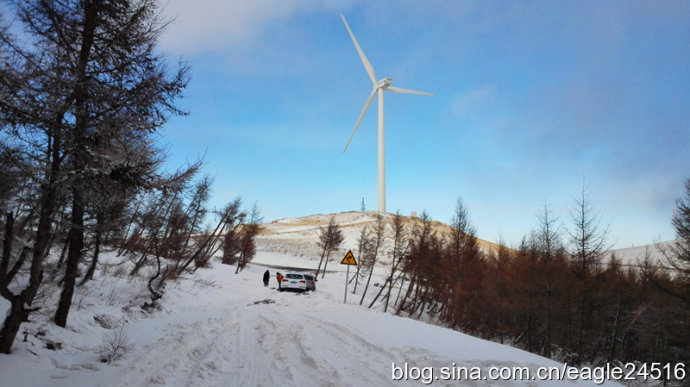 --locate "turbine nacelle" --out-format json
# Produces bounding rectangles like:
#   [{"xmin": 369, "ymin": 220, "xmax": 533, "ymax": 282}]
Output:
[{"xmin": 376, "ymin": 77, "xmax": 393, "ymax": 89}]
